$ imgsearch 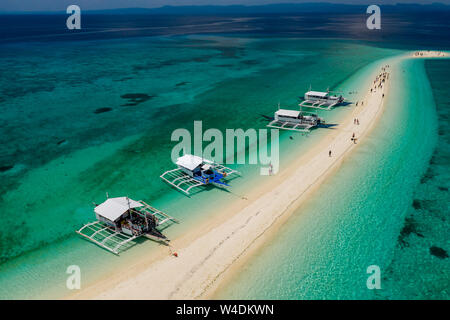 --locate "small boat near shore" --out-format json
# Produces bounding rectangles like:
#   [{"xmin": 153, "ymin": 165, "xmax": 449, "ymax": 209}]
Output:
[
  {"xmin": 299, "ymin": 89, "xmax": 344, "ymax": 110},
  {"xmin": 76, "ymin": 196, "xmax": 179, "ymax": 254},
  {"xmin": 160, "ymin": 154, "xmax": 240, "ymax": 195},
  {"xmin": 266, "ymin": 106, "xmax": 324, "ymax": 133}
]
